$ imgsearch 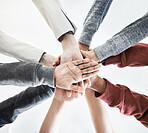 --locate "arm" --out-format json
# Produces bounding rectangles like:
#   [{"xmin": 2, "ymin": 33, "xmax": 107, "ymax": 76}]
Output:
[
  {"xmin": 104, "ymin": 43, "xmax": 148, "ymax": 67},
  {"xmin": 0, "ymin": 62, "xmax": 55, "ymax": 87},
  {"xmin": 39, "ymin": 89, "xmax": 71, "ymax": 133},
  {"xmin": 91, "ymin": 76, "xmax": 148, "ymax": 128},
  {"xmin": 0, "ymin": 85, "xmax": 54, "ymax": 128},
  {"xmin": 85, "ymin": 87, "xmax": 114, "ymax": 133},
  {"xmin": 94, "ymin": 12, "xmax": 148, "ymax": 61},
  {"xmin": 32, "ymin": 0, "xmax": 76, "ymax": 41},
  {"xmin": 0, "ymin": 59, "xmax": 100, "ymax": 89},
  {"xmin": 79, "ymin": 43, "xmax": 113, "ymax": 133},
  {"xmin": 39, "ymin": 97, "xmax": 66, "ymax": 133},
  {"xmin": 0, "ymin": 31, "xmax": 44, "ymax": 63},
  {"xmin": 79, "ymin": 0, "xmax": 113, "ymax": 46}
]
